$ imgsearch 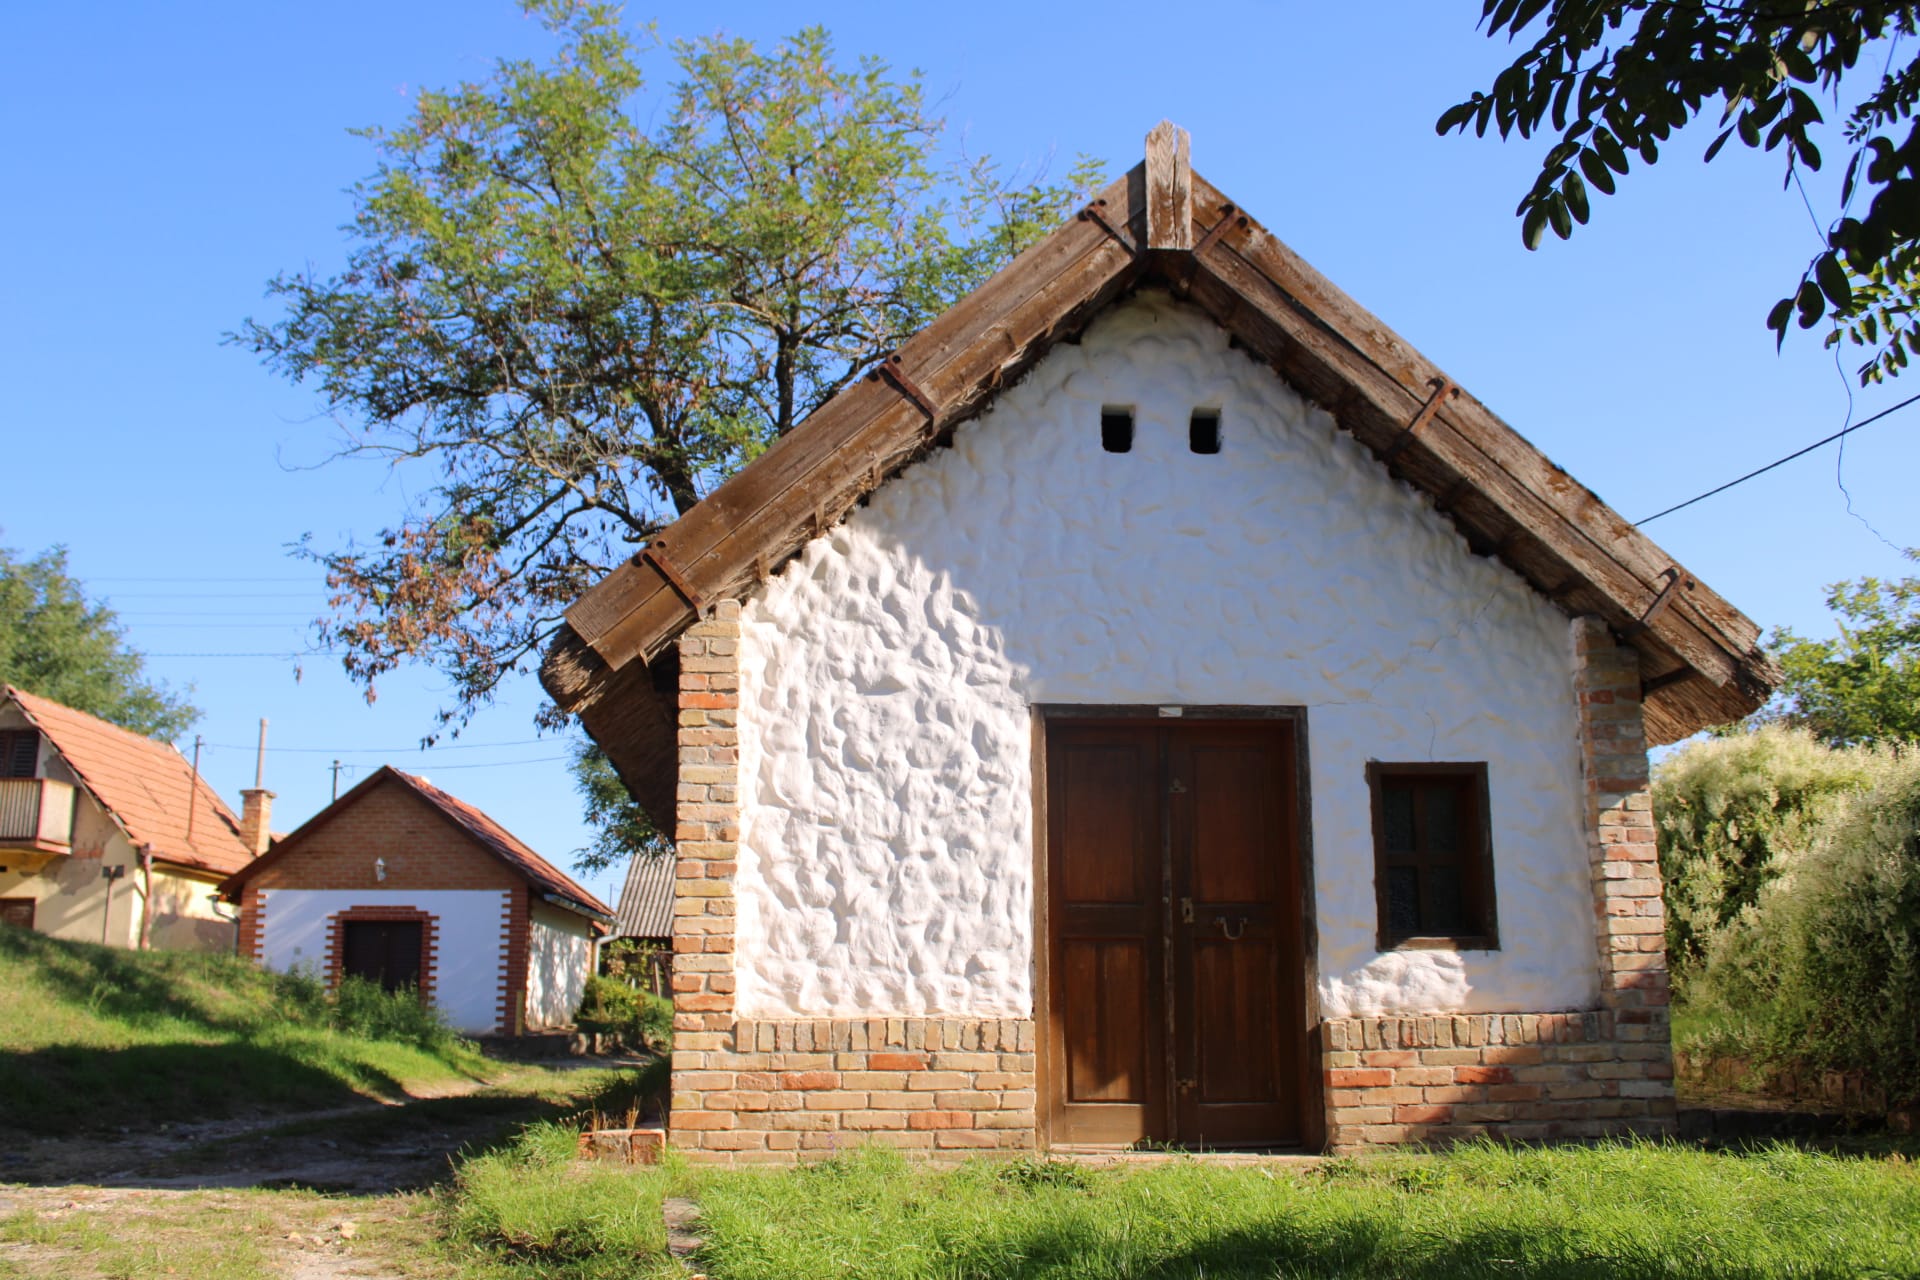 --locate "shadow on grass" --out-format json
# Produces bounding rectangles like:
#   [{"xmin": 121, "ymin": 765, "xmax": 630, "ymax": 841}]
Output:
[
  {"xmin": 0, "ymin": 1040, "xmax": 408, "ymax": 1135},
  {"xmin": 820, "ymin": 1217, "xmax": 1856, "ymax": 1280},
  {"xmin": 2, "ymin": 1058, "xmax": 652, "ymax": 1194}
]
